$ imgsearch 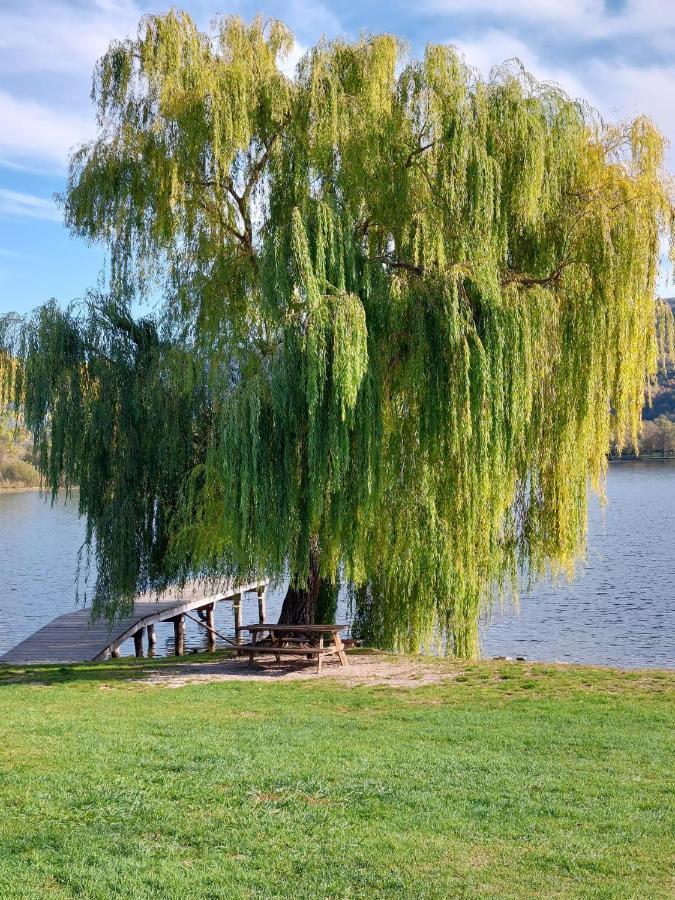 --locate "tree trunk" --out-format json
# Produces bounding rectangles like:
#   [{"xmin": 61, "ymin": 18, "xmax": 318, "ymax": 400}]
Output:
[
  {"xmin": 278, "ymin": 538, "xmax": 325, "ymax": 625},
  {"xmin": 277, "ymin": 579, "xmax": 320, "ymax": 625},
  {"xmin": 315, "ymin": 577, "xmax": 339, "ymax": 624}
]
